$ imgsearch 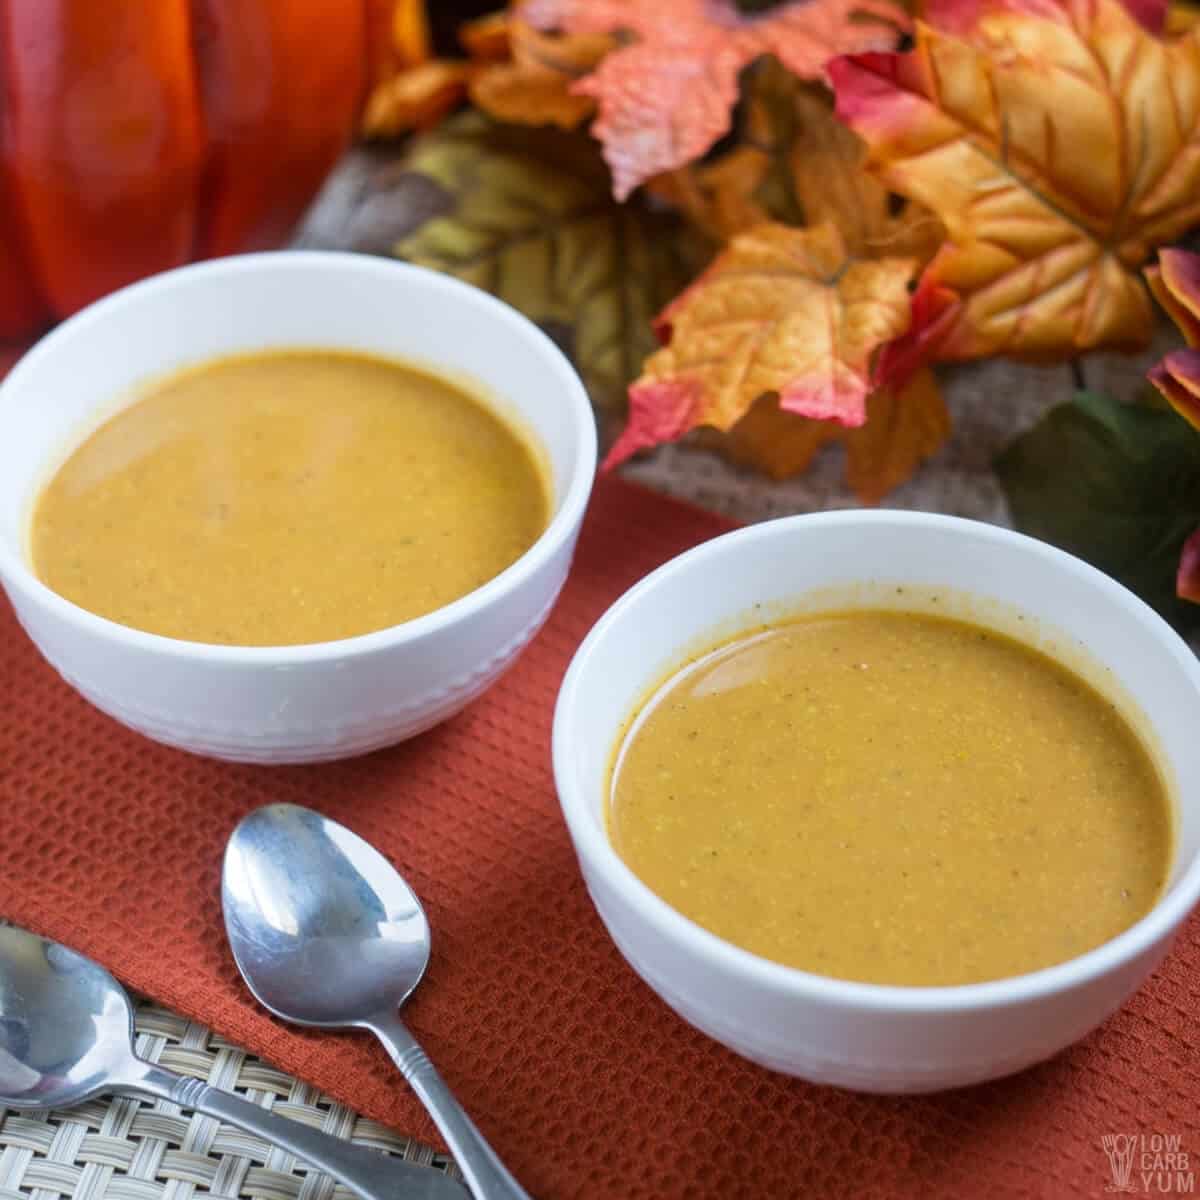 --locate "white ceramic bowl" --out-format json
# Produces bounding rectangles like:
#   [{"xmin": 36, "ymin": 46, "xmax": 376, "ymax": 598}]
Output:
[
  {"xmin": 0, "ymin": 252, "xmax": 596, "ymax": 763},
  {"xmin": 553, "ymin": 512, "xmax": 1200, "ymax": 1092}
]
